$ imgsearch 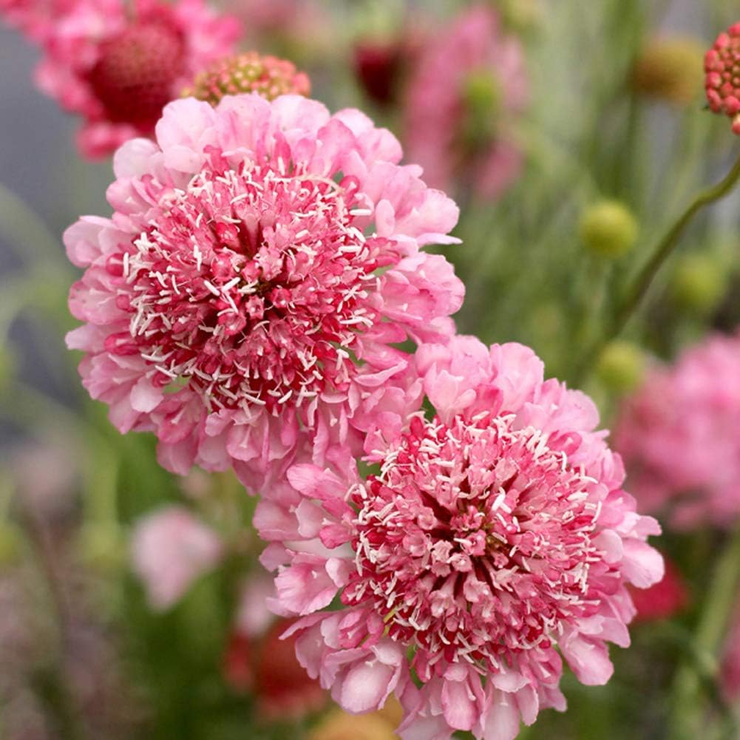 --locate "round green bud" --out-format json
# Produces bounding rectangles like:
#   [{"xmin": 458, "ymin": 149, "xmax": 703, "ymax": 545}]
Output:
[
  {"xmin": 596, "ymin": 340, "xmax": 646, "ymax": 394},
  {"xmin": 579, "ymin": 200, "xmax": 639, "ymax": 258},
  {"xmin": 671, "ymin": 253, "xmax": 728, "ymax": 315},
  {"xmin": 632, "ymin": 36, "xmax": 705, "ymax": 106}
]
